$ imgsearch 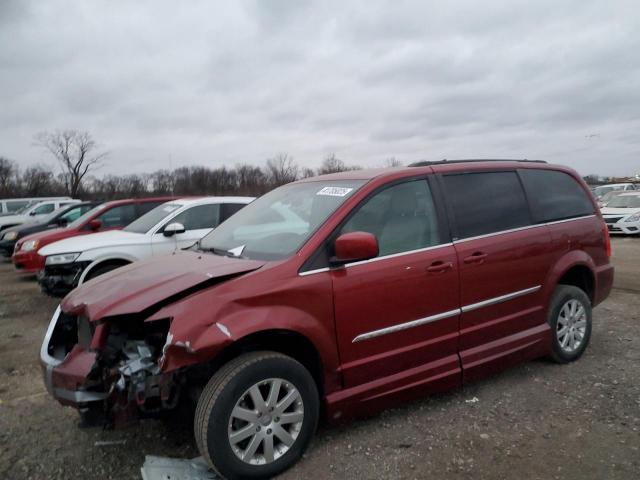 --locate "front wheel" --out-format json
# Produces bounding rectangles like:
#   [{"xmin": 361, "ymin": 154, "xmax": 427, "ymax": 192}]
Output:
[
  {"xmin": 547, "ymin": 284, "xmax": 592, "ymax": 363},
  {"xmin": 194, "ymin": 351, "xmax": 319, "ymax": 480}
]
